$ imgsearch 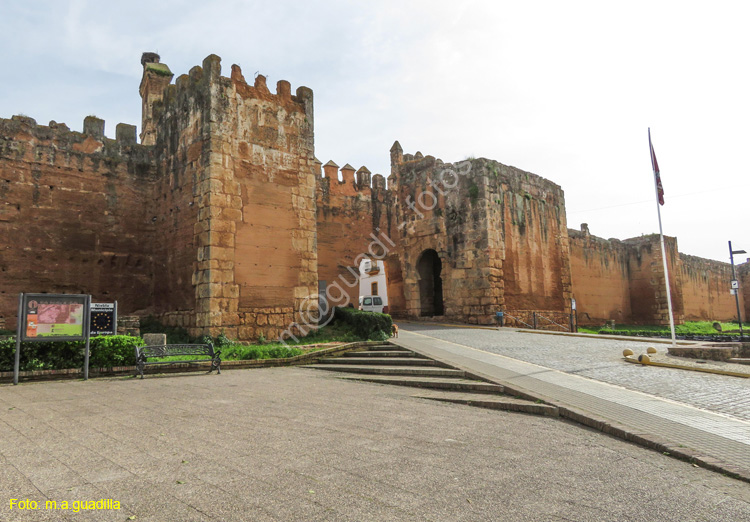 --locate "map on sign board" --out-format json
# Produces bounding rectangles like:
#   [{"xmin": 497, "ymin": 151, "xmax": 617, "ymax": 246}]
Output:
[{"xmin": 24, "ymin": 295, "xmax": 86, "ymax": 339}]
